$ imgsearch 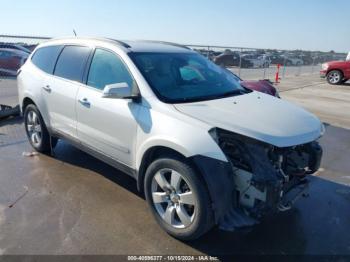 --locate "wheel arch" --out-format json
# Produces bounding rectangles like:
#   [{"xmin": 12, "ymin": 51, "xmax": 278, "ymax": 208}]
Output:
[
  {"xmin": 21, "ymin": 95, "xmax": 53, "ymax": 135},
  {"xmin": 327, "ymin": 68, "xmax": 344, "ymax": 77},
  {"xmin": 22, "ymin": 96, "xmax": 37, "ymax": 112},
  {"xmin": 136, "ymin": 145, "xmax": 207, "ymax": 195}
]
